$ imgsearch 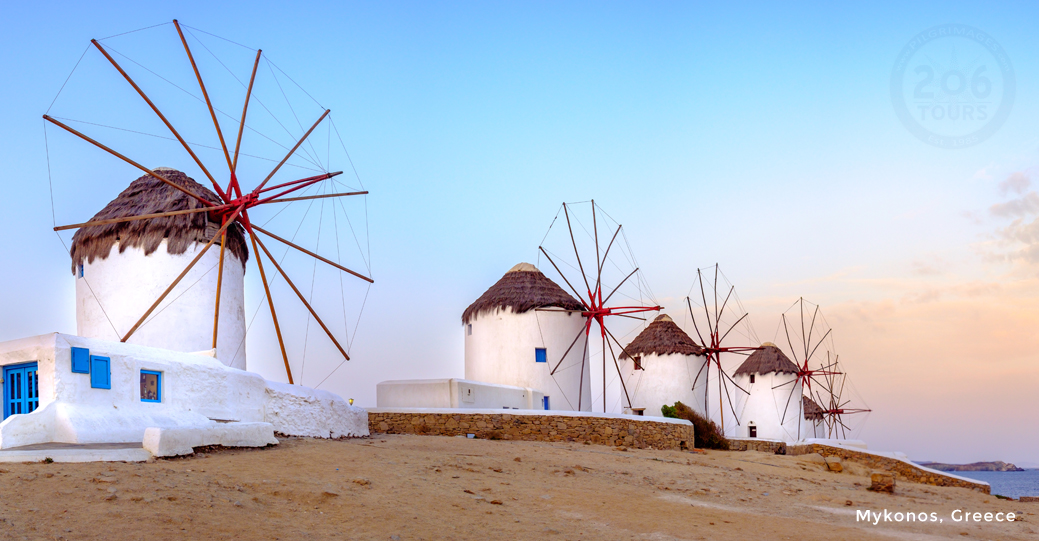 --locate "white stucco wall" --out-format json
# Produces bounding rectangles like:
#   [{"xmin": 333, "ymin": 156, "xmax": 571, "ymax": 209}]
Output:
[
  {"xmin": 376, "ymin": 378, "xmax": 543, "ymax": 410},
  {"xmin": 0, "ymin": 333, "xmax": 366, "ymax": 450},
  {"xmin": 264, "ymin": 381, "xmax": 368, "ymax": 438},
  {"xmin": 732, "ymin": 371, "xmax": 807, "ymax": 442},
  {"xmin": 619, "ymin": 353, "xmax": 707, "ymax": 417},
  {"xmin": 464, "ymin": 308, "xmax": 591, "ymax": 411},
  {"xmin": 76, "ymin": 240, "xmax": 247, "ymax": 369}
]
